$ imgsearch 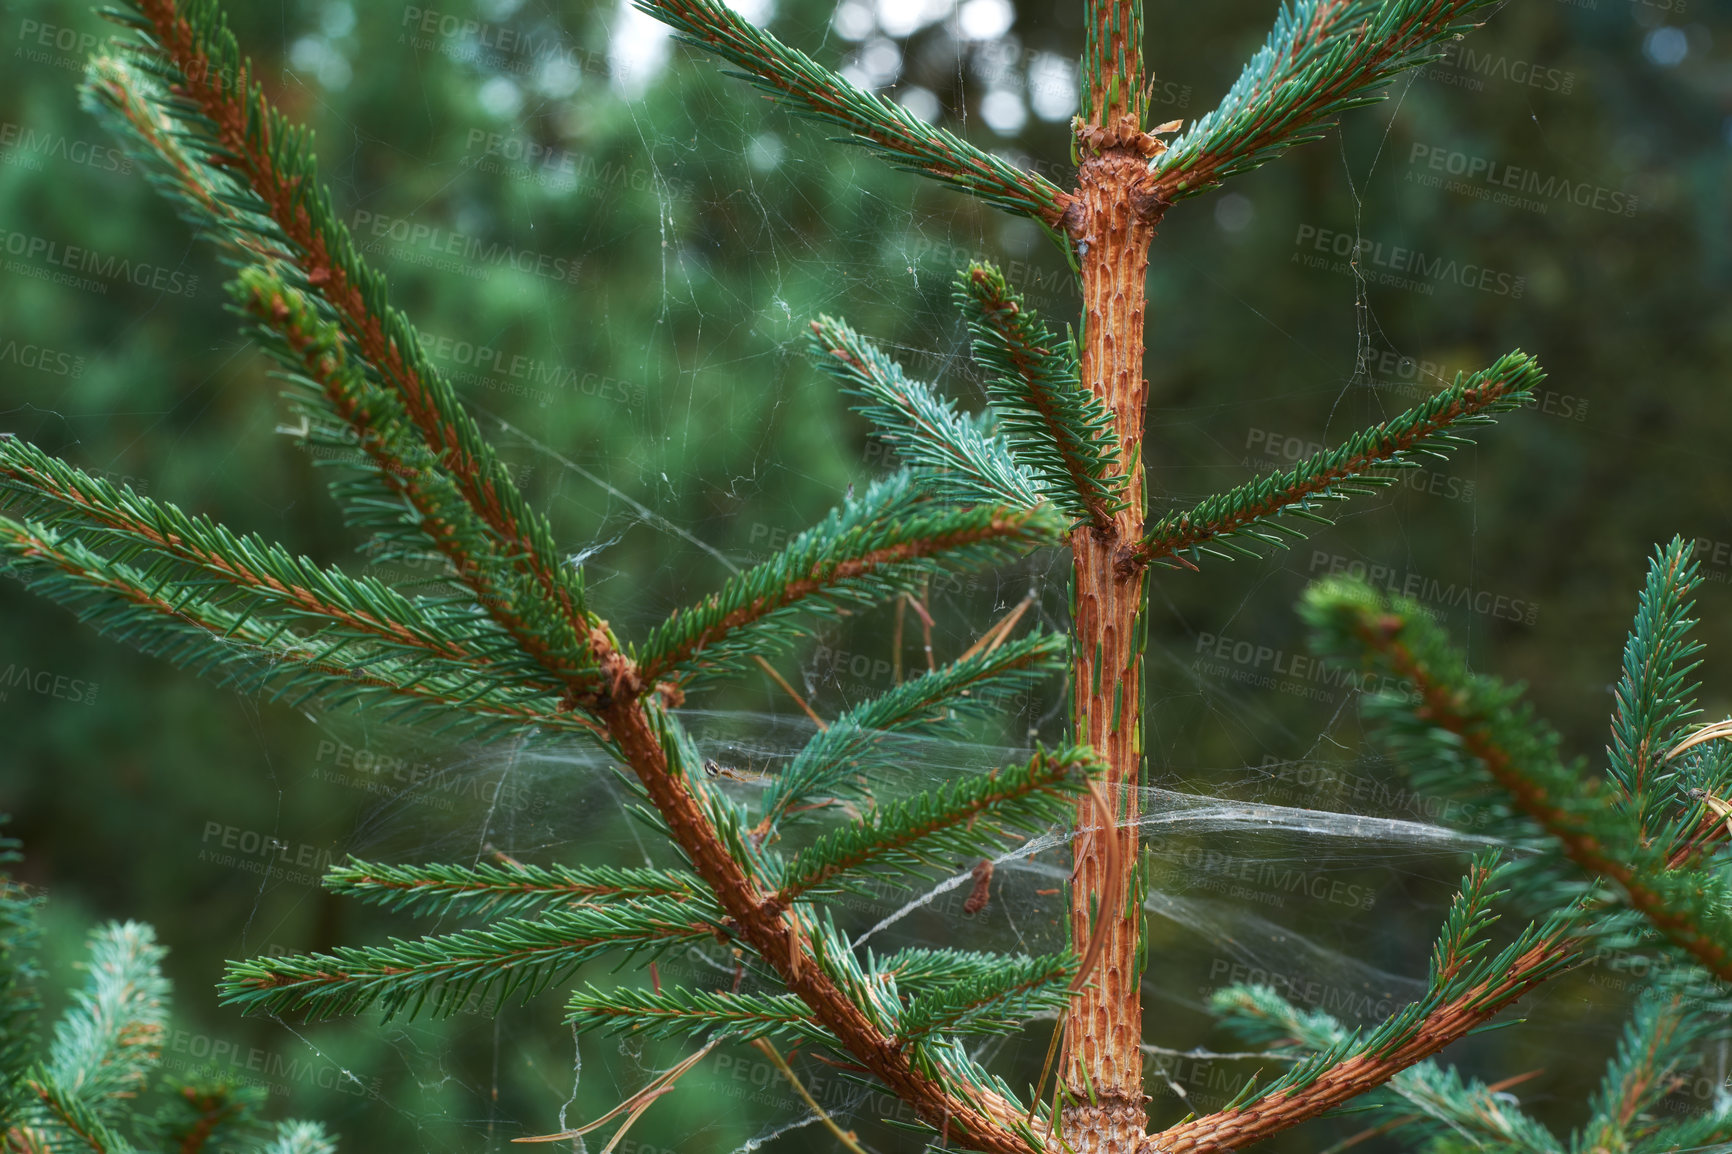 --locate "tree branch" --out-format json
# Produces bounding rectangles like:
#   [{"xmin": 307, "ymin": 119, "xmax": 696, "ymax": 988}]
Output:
[
  {"xmin": 1148, "ymin": 926, "xmax": 1581, "ymax": 1152},
  {"xmin": 1123, "ymin": 351, "xmax": 1539, "ymax": 572},
  {"xmin": 634, "ymin": 0, "xmax": 1074, "ymax": 227},
  {"xmin": 1148, "ymin": 0, "xmax": 1499, "ymax": 203},
  {"xmin": 601, "ymin": 698, "xmax": 1035, "ymax": 1154},
  {"xmin": 95, "ymin": 3, "xmax": 604, "ymax": 689}
]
